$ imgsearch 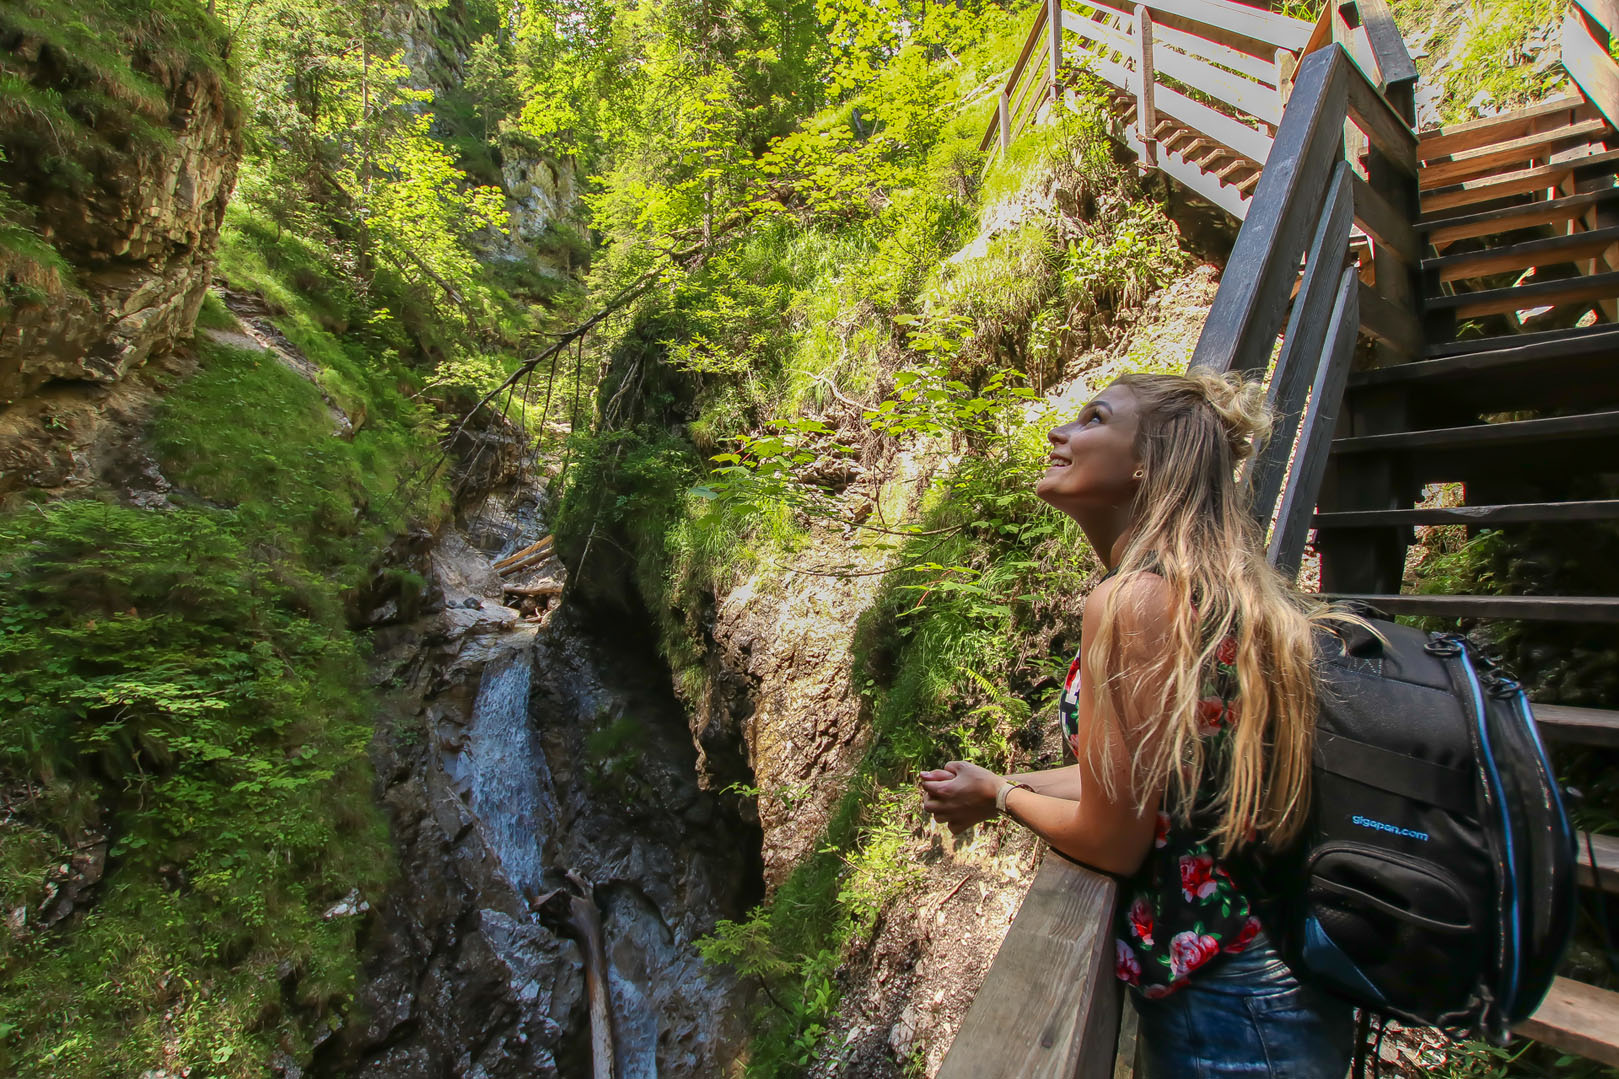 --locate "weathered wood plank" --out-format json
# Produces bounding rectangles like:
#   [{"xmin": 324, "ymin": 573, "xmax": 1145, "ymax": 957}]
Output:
[
  {"xmin": 1573, "ymin": 0, "xmax": 1619, "ymax": 38},
  {"xmin": 1136, "ymin": 6, "xmax": 1159, "ymax": 166},
  {"xmin": 1535, "ymin": 703, "xmax": 1619, "ymax": 747},
  {"xmin": 1150, "ymin": 72, "xmax": 1277, "ymax": 163},
  {"xmin": 1314, "ymin": 500, "xmax": 1619, "ymax": 527},
  {"xmin": 1417, "ymin": 96, "xmax": 1593, "ymax": 158},
  {"xmin": 1084, "ymin": 0, "xmax": 1312, "ymax": 53},
  {"xmin": 1332, "ymin": 409, "xmax": 1619, "ymax": 452},
  {"xmin": 1191, "ymin": 46, "xmax": 1350, "ymax": 374},
  {"xmin": 1150, "ymin": 36, "xmax": 1283, "ymax": 125},
  {"xmin": 1251, "ymin": 163, "xmax": 1355, "ymax": 526},
  {"xmin": 1425, "ymin": 225, "xmax": 1619, "ymax": 282},
  {"xmin": 1356, "ymin": 279, "xmax": 1424, "ymax": 358},
  {"xmin": 1350, "ymin": 172, "xmax": 1420, "ymax": 265},
  {"xmin": 1420, "ymin": 186, "xmax": 1619, "ymax": 245},
  {"xmin": 1423, "ymin": 321, "xmax": 1619, "ymax": 358},
  {"xmin": 1577, "ymin": 831, "xmax": 1619, "ymax": 893},
  {"xmin": 1563, "ymin": 7, "xmax": 1619, "ymax": 132},
  {"xmin": 1355, "ymin": 0, "xmax": 1419, "ymax": 89},
  {"xmin": 1344, "ymin": 64, "xmax": 1419, "ymax": 167},
  {"xmin": 1048, "ymin": 0, "xmax": 1065, "ymax": 95},
  {"xmin": 936, "ymin": 855, "xmax": 1121, "ymax": 1079},
  {"xmin": 1269, "ymin": 264, "xmax": 1360, "ymax": 575},
  {"xmin": 1322, "ymin": 593, "xmax": 1619, "ymax": 622},
  {"xmin": 1153, "ymin": 19, "xmax": 1283, "ymax": 84},
  {"xmin": 1426, "ymin": 268, "xmax": 1619, "ymax": 319},
  {"xmin": 1418, "ymin": 118, "xmax": 1612, "ymax": 190},
  {"xmin": 1419, "ymin": 148, "xmax": 1619, "ymax": 214},
  {"xmin": 1516, "ymin": 977, "xmax": 1619, "ymax": 1067}
]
